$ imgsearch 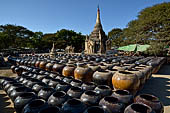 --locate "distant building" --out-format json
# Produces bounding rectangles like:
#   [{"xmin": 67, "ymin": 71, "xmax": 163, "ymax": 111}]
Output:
[{"xmin": 85, "ymin": 6, "xmax": 111, "ymax": 54}]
